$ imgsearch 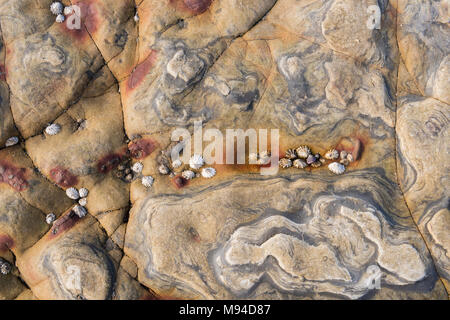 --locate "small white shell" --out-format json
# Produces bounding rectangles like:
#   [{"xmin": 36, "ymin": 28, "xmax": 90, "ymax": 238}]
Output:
[
  {"xmin": 132, "ymin": 162, "xmax": 143, "ymax": 173},
  {"xmin": 182, "ymin": 170, "xmax": 195, "ymax": 180},
  {"xmin": 201, "ymin": 167, "xmax": 216, "ymax": 178},
  {"xmin": 78, "ymin": 188, "xmax": 89, "ymax": 198},
  {"xmin": 158, "ymin": 164, "xmax": 170, "ymax": 175},
  {"xmin": 66, "ymin": 187, "xmax": 80, "ymax": 200},
  {"xmin": 78, "ymin": 198, "xmax": 87, "ymax": 206},
  {"xmin": 172, "ymin": 159, "xmax": 182, "ymax": 169},
  {"xmin": 50, "ymin": 2, "xmax": 63, "ymax": 15},
  {"xmin": 141, "ymin": 176, "xmax": 154, "ymax": 188},
  {"xmin": 134, "ymin": 13, "xmax": 139, "ymax": 22},
  {"xmin": 293, "ymin": 159, "xmax": 307, "ymax": 169},
  {"xmin": 340, "ymin": 150, "xmax": 348, "ymax": 160},
  {"xmin": 279, "ymin": 158, "xmax": 292, "ymax": 168},
  {"xmin": 0, "ymin": 260, "xmax": 11, "ymax": 275},
  {"xmin": 55, "ymin": 14, "xmax": 65, "ymax": 23},
  {"xmin": 46, "ymin": 213, "xmax": 56, "ymax": 225},
  {"xmin": 296, "ymin": 146, "xmax": 311, "ymax": 159},
  {"xmin": 328, "ymin": 162, "xmax": 346, "ymax": 175},
  {"xmin": 189, "ymin": 154, "xmax": 204, "ymax": 170},
  {"xmin": 347, "ymin": 154, "xmax": 354, "ymax": 162},
  {"xmin": 5, "ymin": 137, "xmax": 19, "ymax": 147},
  {"xmin": 63, "ymin": 6, "xmax": 73, "ymax": 15},
  {"xmin": 257, "ymin": 151, "xmax": 271, "ymax": 165},
  {"xmin": 45, "ymin": 123, "xmax": 61, "ymax": 135},
  {"xmin": 73, "ymin": 205, "xmax": 87, "ymax": 218},
  {"xmin": 248, "ymin": 153, "xmax": 258, "ymax": 163},
  {"xmin": 324, "ymin": 149, "xmax": 339, "ymax": 160}
]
